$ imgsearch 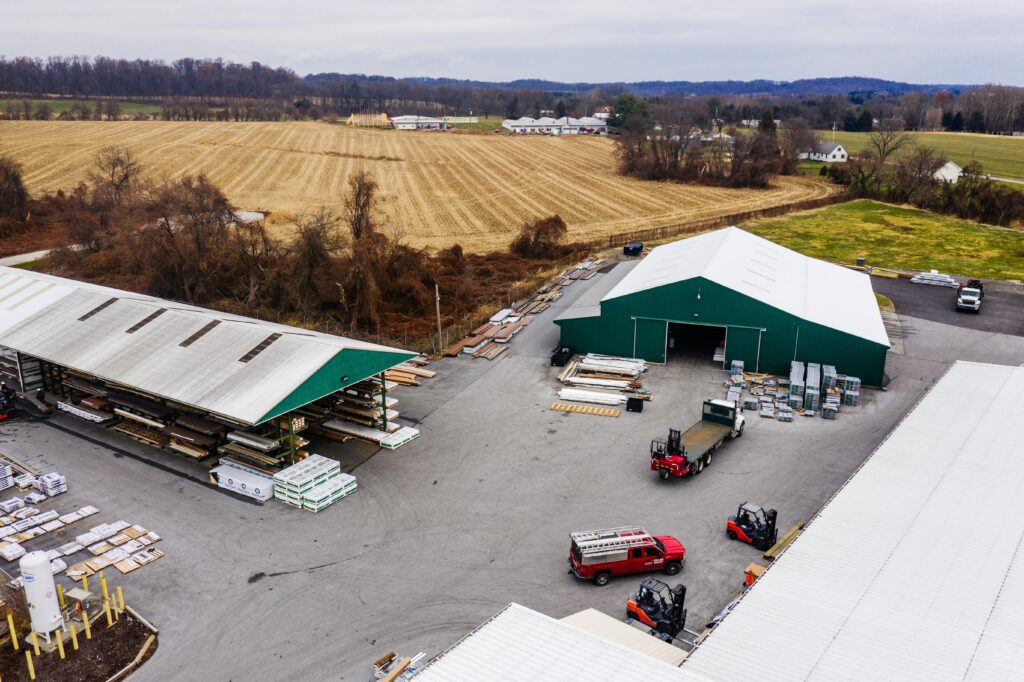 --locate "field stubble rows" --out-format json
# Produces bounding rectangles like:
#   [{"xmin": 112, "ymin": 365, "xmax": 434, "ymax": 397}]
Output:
[{"xmin": 0, "ymin": 121, "xmax": 839, "ymax": 251}]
